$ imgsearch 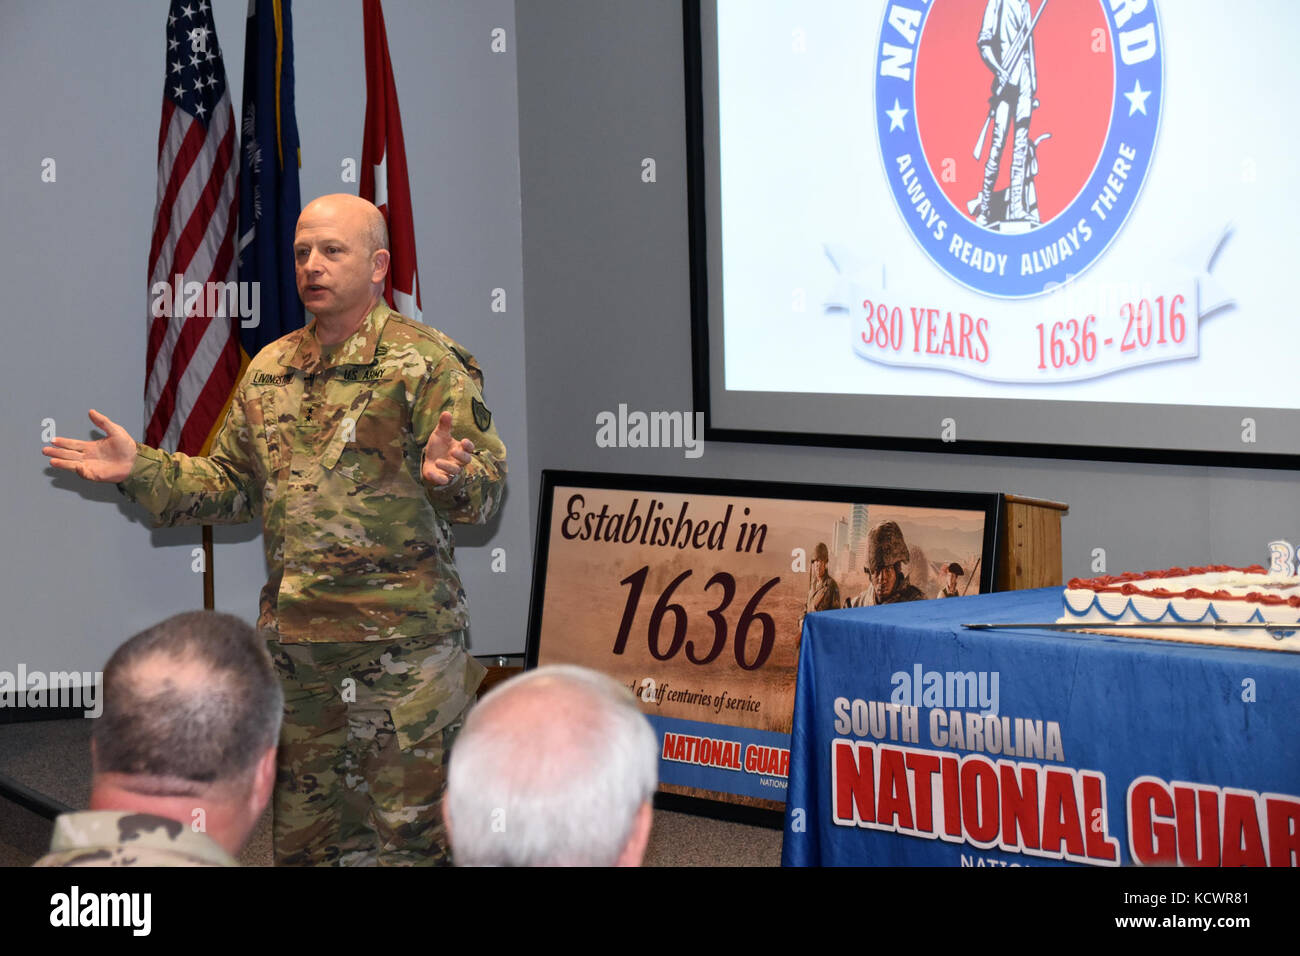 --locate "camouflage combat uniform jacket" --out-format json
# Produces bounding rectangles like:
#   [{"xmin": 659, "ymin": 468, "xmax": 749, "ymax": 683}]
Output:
[
  {"xmin": 34, "ymin": 811, "xmax": 238, "ymax": 867},
  {"xmin": 119, "ymin": 303, "xmax": 507, "ymax": 643},
  {"xmin": 806, "ymin": 574, "xmax": 841, "ymax": 614}
]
